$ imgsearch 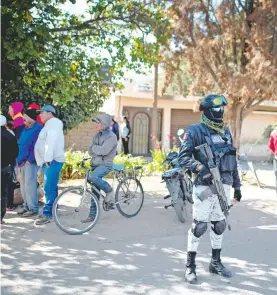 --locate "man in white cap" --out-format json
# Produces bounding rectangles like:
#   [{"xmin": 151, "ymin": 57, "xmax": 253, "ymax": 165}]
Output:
[
  {"xmin": 34, "ymin": 105, "xmax": 65, "ymax": 225},
  {"xmin": 1, "ymin": 115, "xmax": 18, "ymax": 223}
]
